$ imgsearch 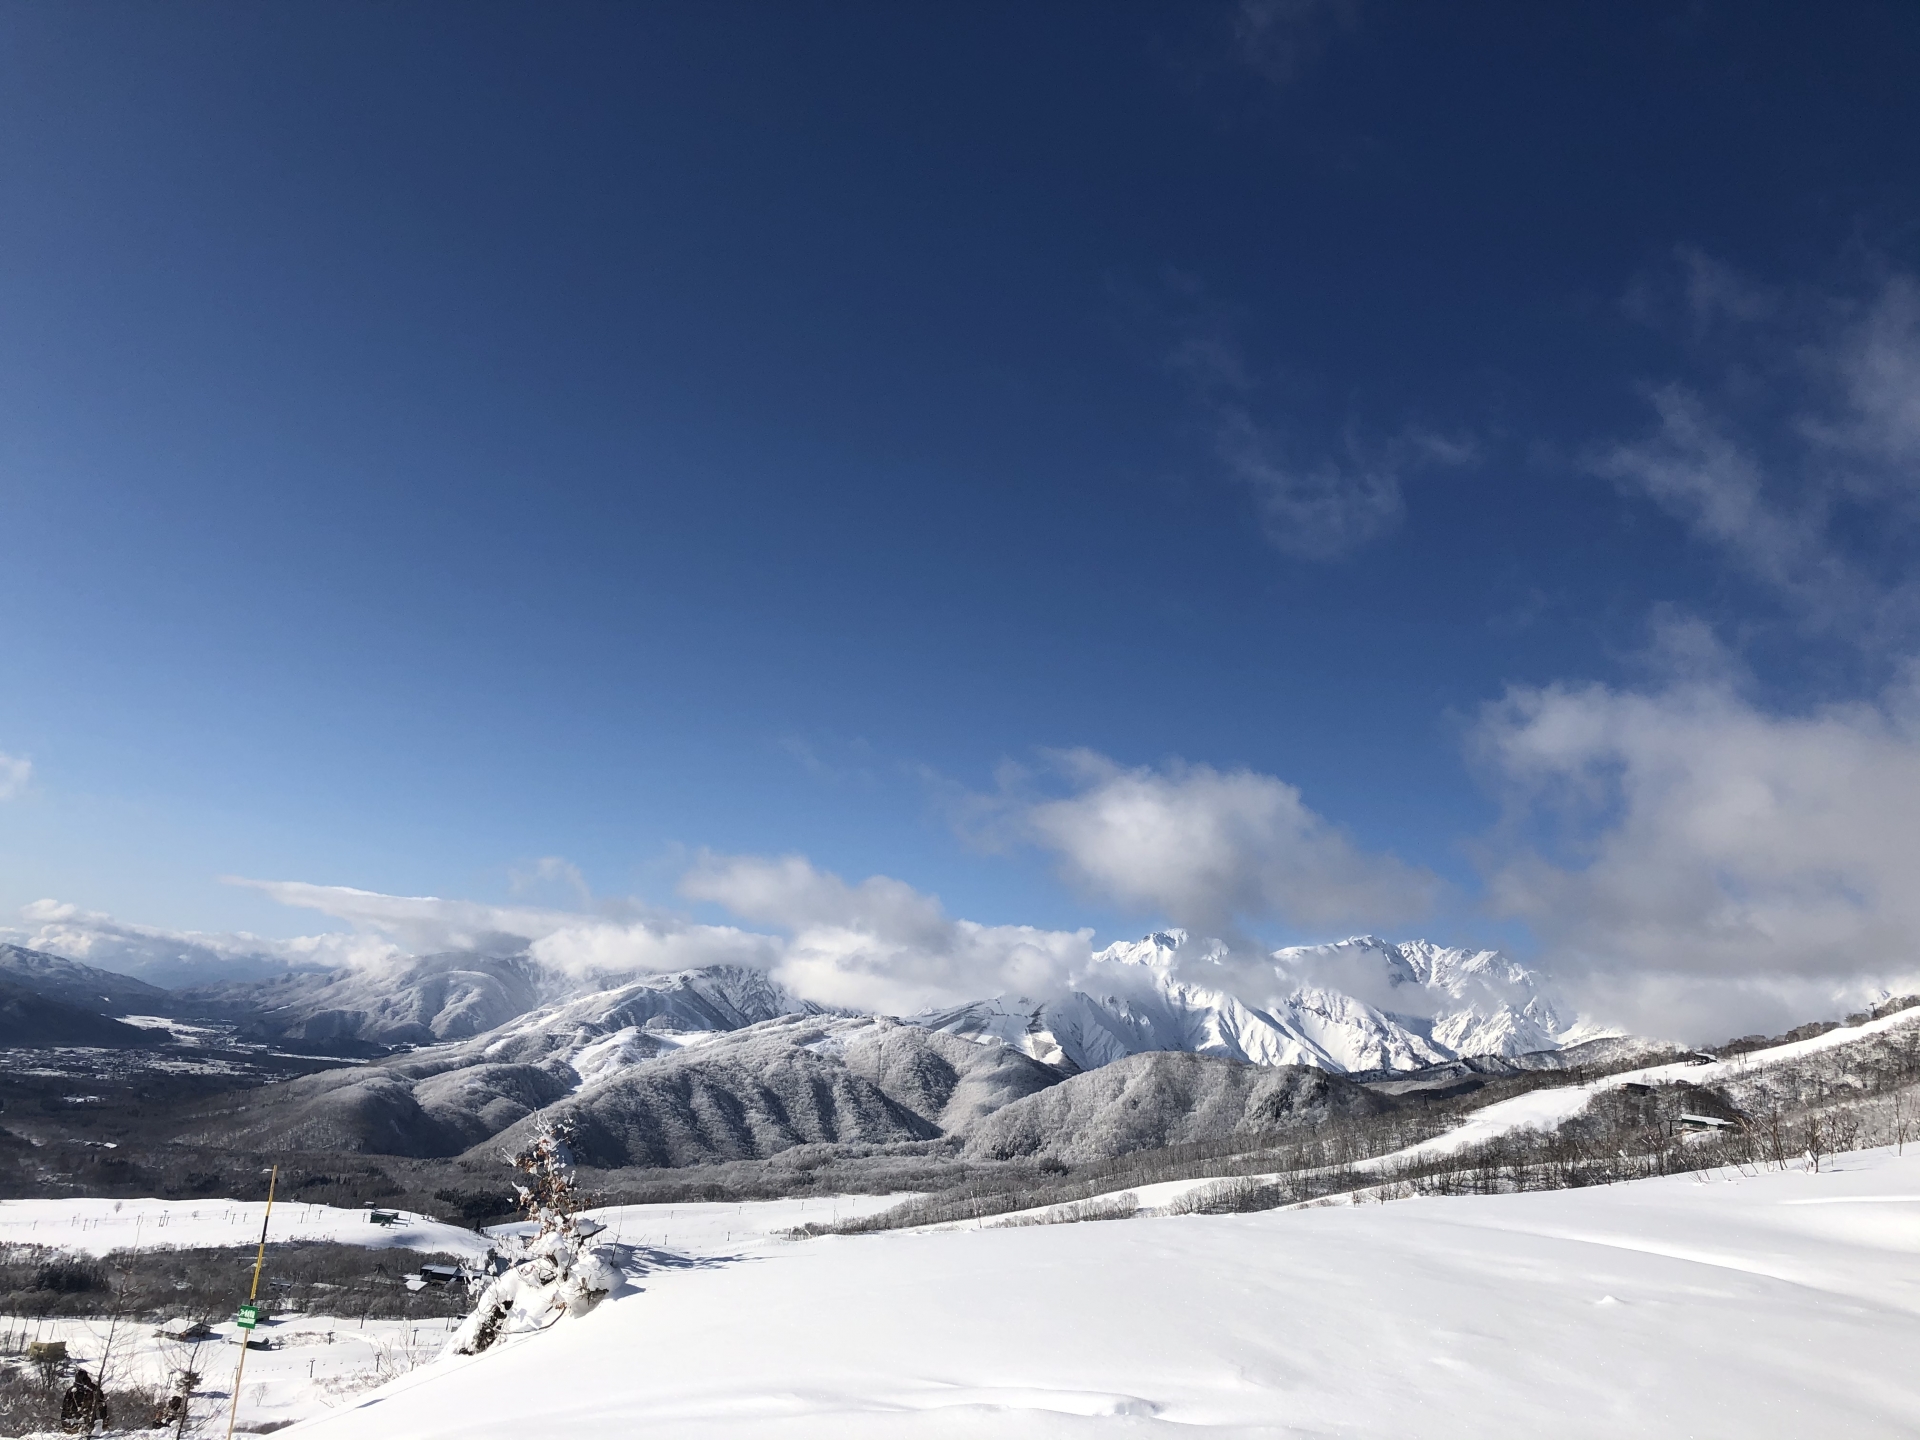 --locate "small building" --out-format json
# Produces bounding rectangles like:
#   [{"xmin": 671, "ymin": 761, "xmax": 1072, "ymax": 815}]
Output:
[
  {"xmin": 1679, "ymin": 1112, "xmax": 1736, "ymax": 1131},
  {"xmin": 418, "ymin": 1264, "xmax": 467, "ymax": 1288},
  {"xmin": 1622, "ymin": 1082, "xmax": 1653, "ymax": 1095},
  {"xmin": 368, "ymin": 1209, "xmax": 401, "ymax": 1227}
]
